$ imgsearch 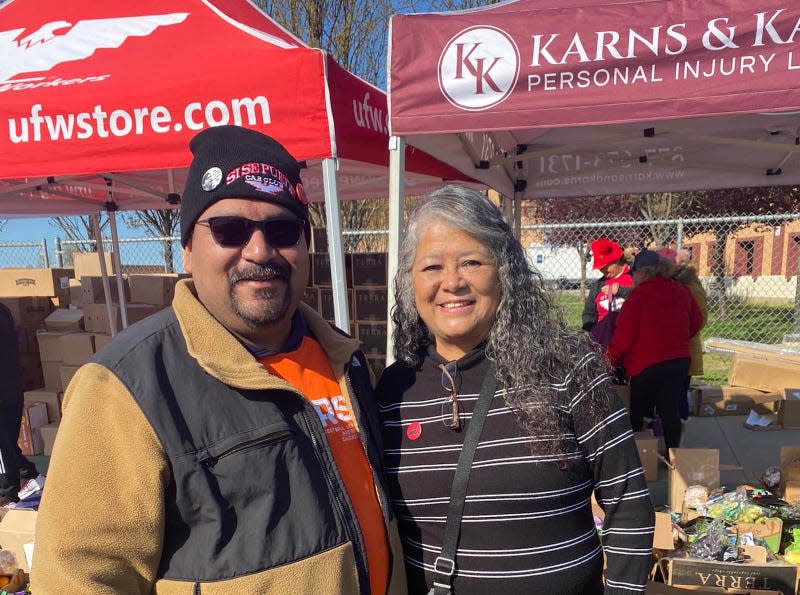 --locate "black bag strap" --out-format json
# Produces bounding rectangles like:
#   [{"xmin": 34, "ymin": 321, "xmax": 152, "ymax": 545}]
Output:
[{"xmin": 430, "ymin": 365, "xmax": 497, "ymax": 595}]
